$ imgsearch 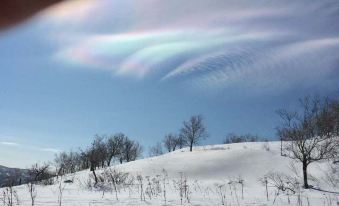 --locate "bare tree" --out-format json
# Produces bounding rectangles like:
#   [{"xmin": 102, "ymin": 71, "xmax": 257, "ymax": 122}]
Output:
[
  {"xmin": 277, "ymin": 96, "xmax": 339, "ymax": 188},
  {"xmin": 148, "ymin": 142, "xmax": 163, "ymax": 157},
  {"xmin": 121, "ymin": 137, "xmax": 143, "ymax": 162},
  {"xmin": 180, "ymin": 115, "xmax": 208, "ymax": 152},
  {"xmin": 276, "ymin": 110, "xmax": 298, "ymax": 157},
  {"xmin": 54, "ymin": 151, "xmax": 80, "ymax": 176},
  {"xmin": 163, "ymin": 133, "xmax": 179, "ymax": 152},
  {"xmin": 176, "ymin": 135, "xmax": 185, "ymax": 149},
  {"xmin": 106, "ymin": 133, "xmax": 124, "ymax": 166},
  {"xmin": 88, "ymin": 146, "xmax": 99, "ymax": 185},
  {"xmin": 28, "ymin": 163, "xmax": 51, "ymax": 183},
  {"xmin": 78, "ymin": 148, "xmax": 90, "ymax": 170},
  {"xmin": 87, "ymin": 135, "xmax": 107, "ymax": 185},
  {"xmin": 94, "ymin": 135, "xmax": 108, "ymax": 168}
]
